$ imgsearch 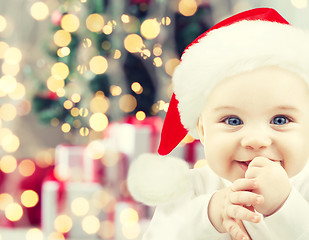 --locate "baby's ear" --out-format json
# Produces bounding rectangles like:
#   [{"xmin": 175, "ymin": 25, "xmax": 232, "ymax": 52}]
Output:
[{"xmin": 197, "ymin": 117, "xmax": 205, "ymax": 145}]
